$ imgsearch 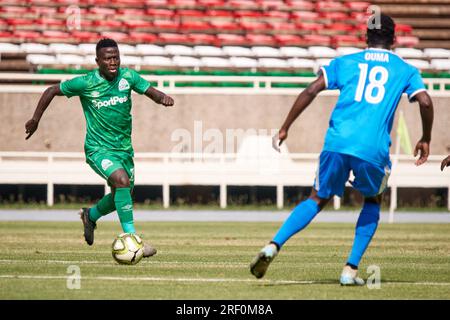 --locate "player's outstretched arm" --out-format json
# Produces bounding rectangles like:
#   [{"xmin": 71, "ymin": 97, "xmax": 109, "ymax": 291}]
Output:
[
  {"xmin": 144, "ymin": 87, "xmax": 174, "ymax": 107},
  {"xmin": 25, "ymin": 84, "xmax": 63, "ymax": 140},
  {"xmin": 413, "ymin": 91, "xmax": 434, "ymax": 166},
  {"xmin": 273, "ymin": 73, "xmax": 326, "ymax": 151},
  {"xmin": 441, "ymin": 155, "xmax": 450, "ymax": 171}
]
